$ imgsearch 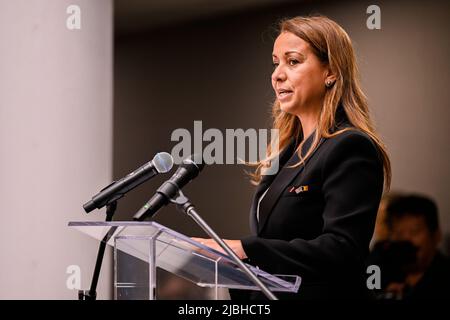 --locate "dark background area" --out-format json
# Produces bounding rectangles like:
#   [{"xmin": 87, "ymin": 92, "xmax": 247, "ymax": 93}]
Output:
[{"xmin": 112, "ymin": 0, "xmax": 450, "ymax": 241}]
